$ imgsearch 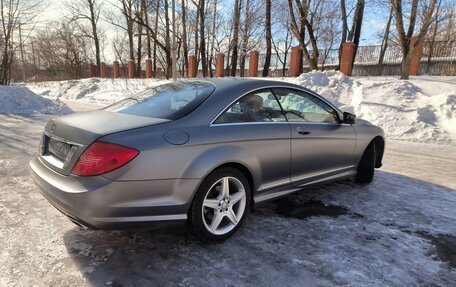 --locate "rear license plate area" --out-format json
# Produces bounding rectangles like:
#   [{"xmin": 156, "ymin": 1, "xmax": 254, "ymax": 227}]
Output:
[{"xmin": 48, "ymin": 137, "xmax": 72, "ymax": 162}]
